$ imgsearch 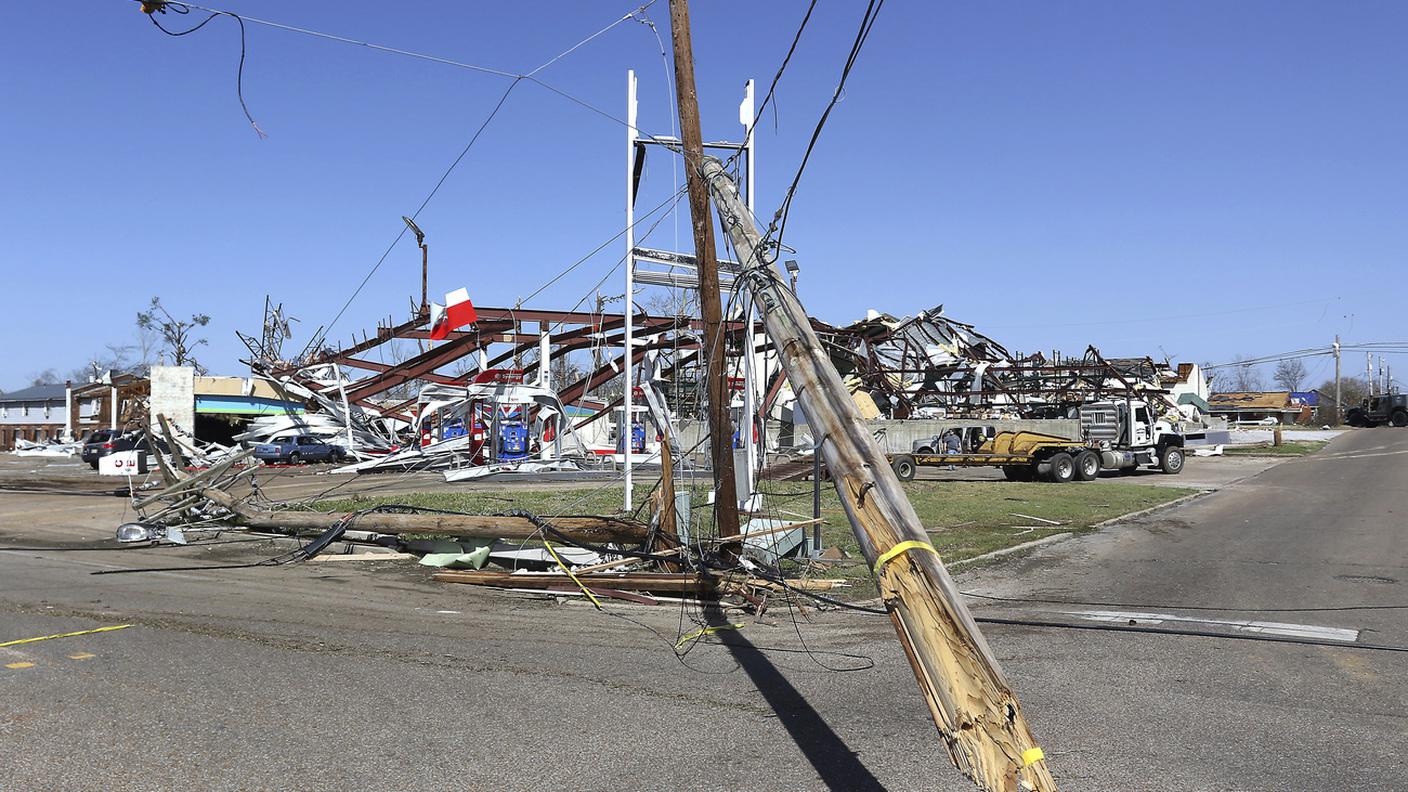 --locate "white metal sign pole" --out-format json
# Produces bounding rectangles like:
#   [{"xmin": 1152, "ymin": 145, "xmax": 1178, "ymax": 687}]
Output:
[
  {"xmin": 739, "ymin": 79, "xmax": 758, "ymax": 508},
  {"xmin": 624, "ymin": 70, "xmax": 638, "ymax": 512}
]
